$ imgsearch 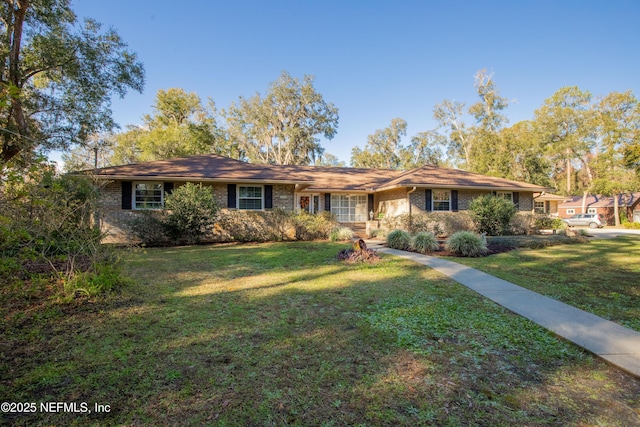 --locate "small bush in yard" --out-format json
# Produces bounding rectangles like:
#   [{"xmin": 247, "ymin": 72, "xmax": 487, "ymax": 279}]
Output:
[
  {"xmin": 468, "ymin": 195, "xmax": 517, "ymax": 235},
  {"xmin": 386, "ymin": 229, "xmax": 411, "ymax": 250},
  {"xmin": 411, "ymin": 231, "xmax": 440, "ymax": 254},
  {"xmin": 488, "ymin": 236, "xmax": 519, "ymax": 251},
  {"xmin": 535, "ymin": 214, "xmax": 565, "ymax": 231},
  {"xmin": 292, "ymin": 211, "xmax": 339, "ymax": 240},
  {"xmin": 382, "ymin": 212, "xmax": 474, "ymax": 237},
  {"xmin": 215, "ymin": 210, "xmax": 284, "ymax": 242},
  {"xmin": 446, "ymin": 231, "xmax": 488, "ymax": 257},
  {"xmin": 127, "ymin": 211, "xmax": 169, "ymax": 246},
  {"xmin": 63, "ymin": 262, "xmax": 127, "ymax": 298},
  {"xmin": 0, "ymin": 163, "xmax": 127, "ymax": 298},
  {"xmin": 330, "ymin": 227, "xmax": 354, "ymax": 242},
  {"xmin": 163, "ymin": 183, "xmax": 218, "ymax": 244}
]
